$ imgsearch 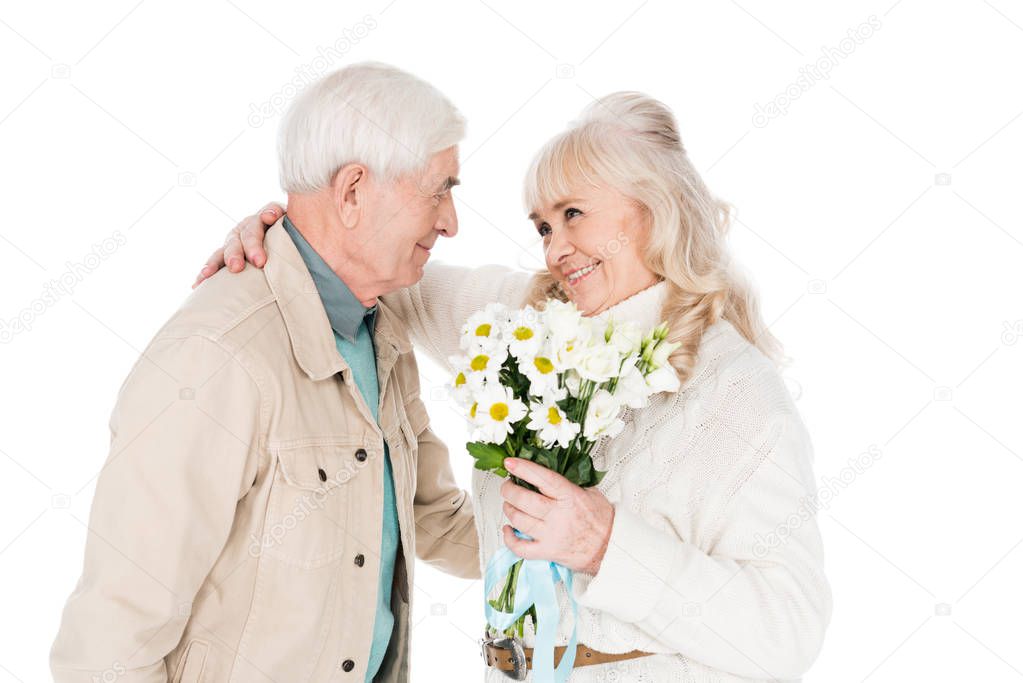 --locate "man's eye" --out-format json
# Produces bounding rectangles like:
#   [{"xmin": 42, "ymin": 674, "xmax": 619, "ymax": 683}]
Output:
[{"xmin": 537, "ymin": 223, "xmax": 552, "ymax": 237}]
